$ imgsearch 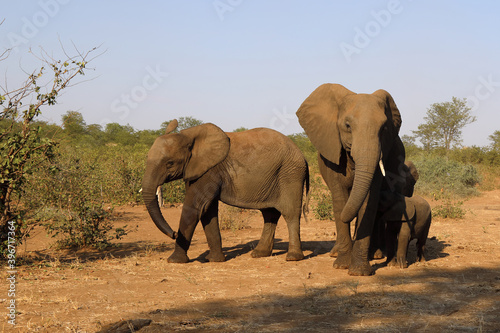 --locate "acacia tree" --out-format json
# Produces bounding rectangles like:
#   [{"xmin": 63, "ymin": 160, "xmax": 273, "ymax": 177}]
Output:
[
  {"xmin": 233, "ymin": 127, "xmax": 248, "ymax": 132},
  {"xmin": 0, "ymin": 46, "xmax": 97, "ymax": 256},
  {"xmin": 62, "ymin": 110, "xmax": 88, "ymax": 142},
  {"xmin": 413, "ymin": 97, "xmax": 476, "ymax": 151}
]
